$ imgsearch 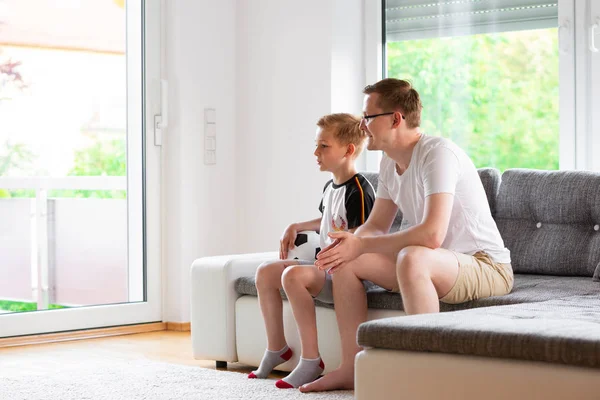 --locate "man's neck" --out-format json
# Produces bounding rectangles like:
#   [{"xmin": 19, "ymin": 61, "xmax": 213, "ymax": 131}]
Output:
[
  {"xmin": 331, "ymin": 165, "xmax": 357, "ymax": 185},
  {"xmin": 384, "ymin": 129, "xmax": 422, "ymax": 172}
]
